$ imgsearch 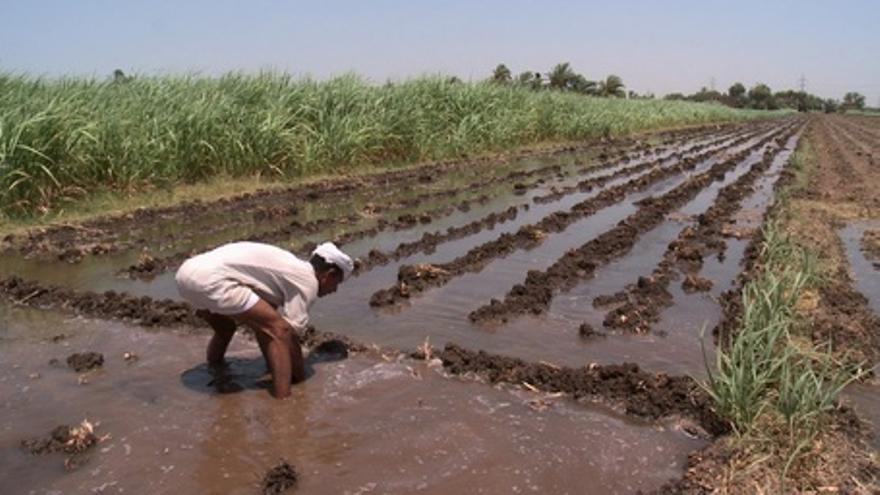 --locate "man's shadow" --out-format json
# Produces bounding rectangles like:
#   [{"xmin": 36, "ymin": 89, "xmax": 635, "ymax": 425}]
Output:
[{"xmin": 180, "ymin": 339, "xmax": 349, "ymax": 394}]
